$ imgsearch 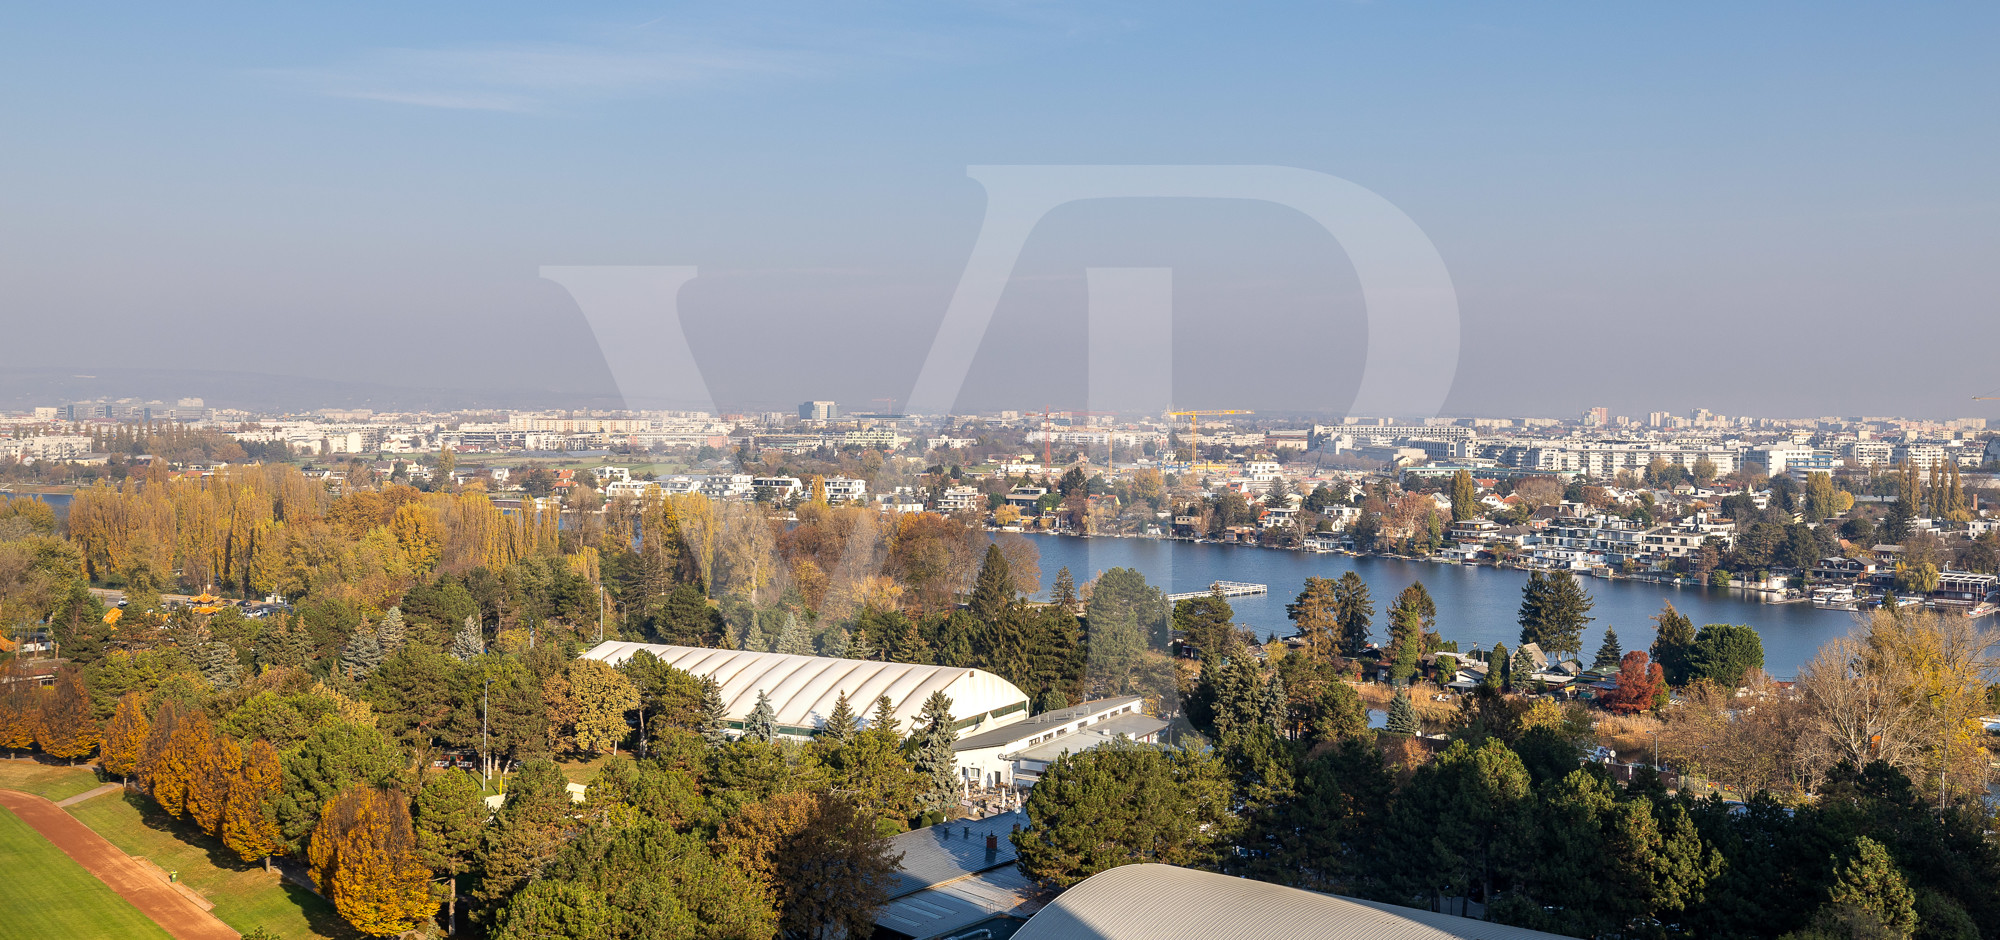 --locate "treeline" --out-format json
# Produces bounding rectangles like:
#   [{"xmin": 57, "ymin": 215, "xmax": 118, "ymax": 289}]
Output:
[
  {"xmin": 0, "ymin": 629, "xmax": 982, "ymax": 938},
  {"xmin": 1018, "ymin": 597, "xmax": 2000, "ymax": 939}
]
